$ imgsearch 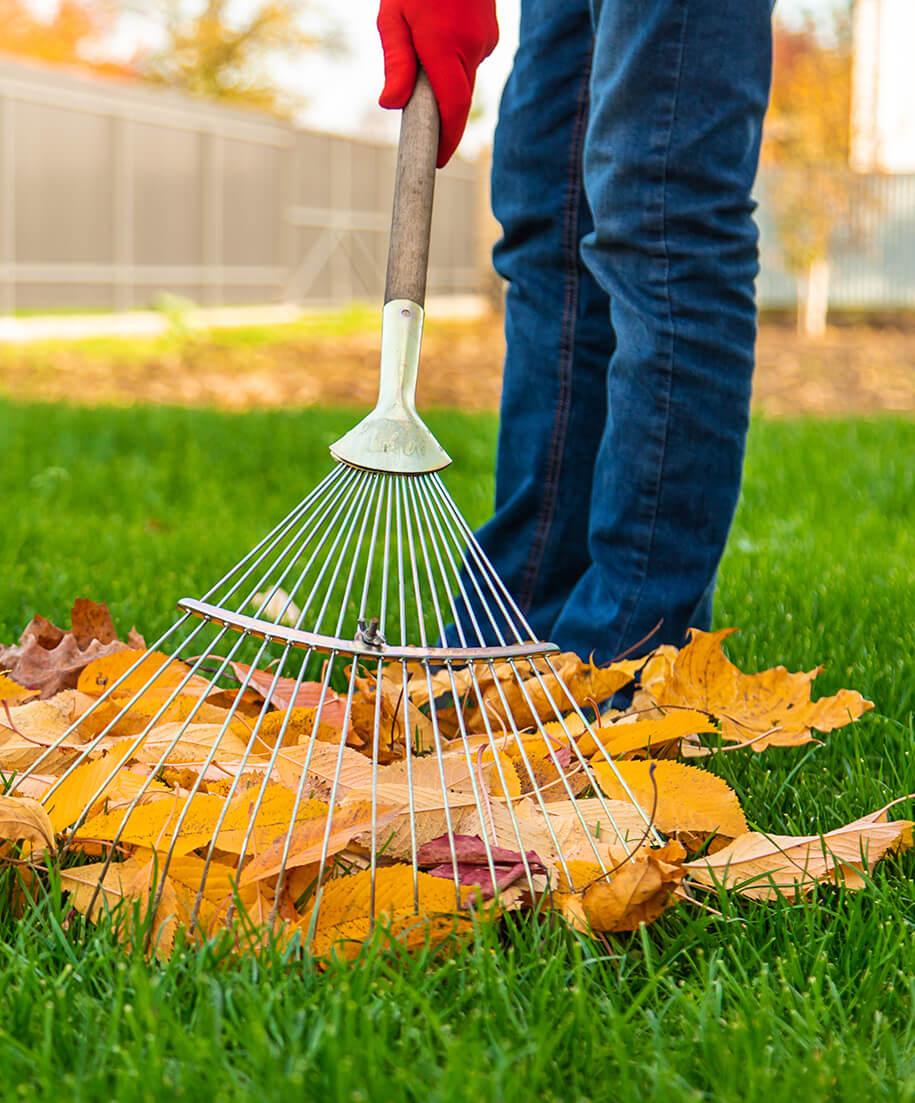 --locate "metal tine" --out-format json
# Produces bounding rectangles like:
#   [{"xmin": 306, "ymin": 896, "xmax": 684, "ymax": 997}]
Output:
[
  {"xmin": 427, "ymin": 473, "xmax": 534, "ymax": 644},
  {"xmin": 541, "ymin": 655, "xmax": 662, "ymax": 839},
  {"xmin": 393, "ymin": 482, "xmax": 420, "ymax": 911},
  {"xmin": 213, "ymin": 463, "xmax": 362, "ymax": 613},
  {"xmin": 238, "ymin": 462, "xmax": 374, "ymax": 628},
  {"xmin": 421, "ymin": 477, "xmax": 658, "ymax": 848},
  {"xmin": 301, "ymin": 650, "xmax": 362, "ymax": 951},
  {"xmin": 407, "ymin": 478, "xmax": 541, "ymax": 891},
  {"xmin": 476, "ymin": 659, "xmax": 577, "ymax": 888},
  {"xmin": 368, "ymin": 478, "xmax": 394, "ymax": 922},
  {"xmin": 317, "ymin": 469, "xmax": 384, "ymax": 638},
  {"xmin": 190, "ymin": 638, "xmax": 309, "ymax": 928},
  {"xmin": 61, "ymin": 620, "xmax": 252, "ymax": 925},
  {"xmin": 202, "ymin": 462, "xmax": 356, "ymax": 605},
  {"xmin": 257, "ymin": 469, "xmax": 385, "ymax": 910},
  {"xmin": 195, "ymin": 468, "xmax": 386, "ymax": 923},
  {"xmin": 400, "ymin": 478, "xmax": 462, "ymax": 908},
  {"xmin": 404, "ymin": 477, "xmax": 502, "ymax": 899},
  {"xmin": 516, "ymin": 654, "xmax": 663, "ymax": 849}
]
